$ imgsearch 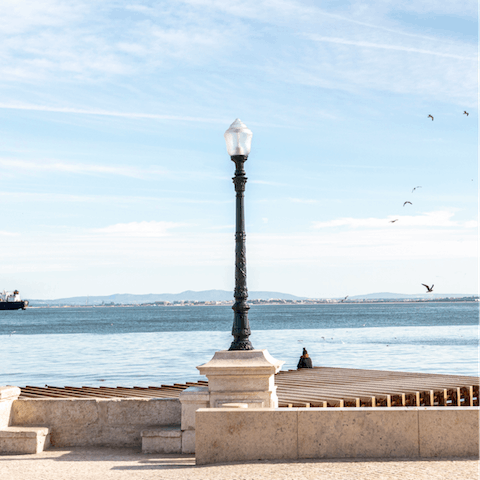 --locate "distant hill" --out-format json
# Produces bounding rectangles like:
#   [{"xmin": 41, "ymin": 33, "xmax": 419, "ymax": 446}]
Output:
[
  {"xmin": 29, "ymin": 290, "xmax": 305, "ymax": 306},
  {"xmin": 27, "ymin": 290, "xmax": 477, "ymax": 306}
]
